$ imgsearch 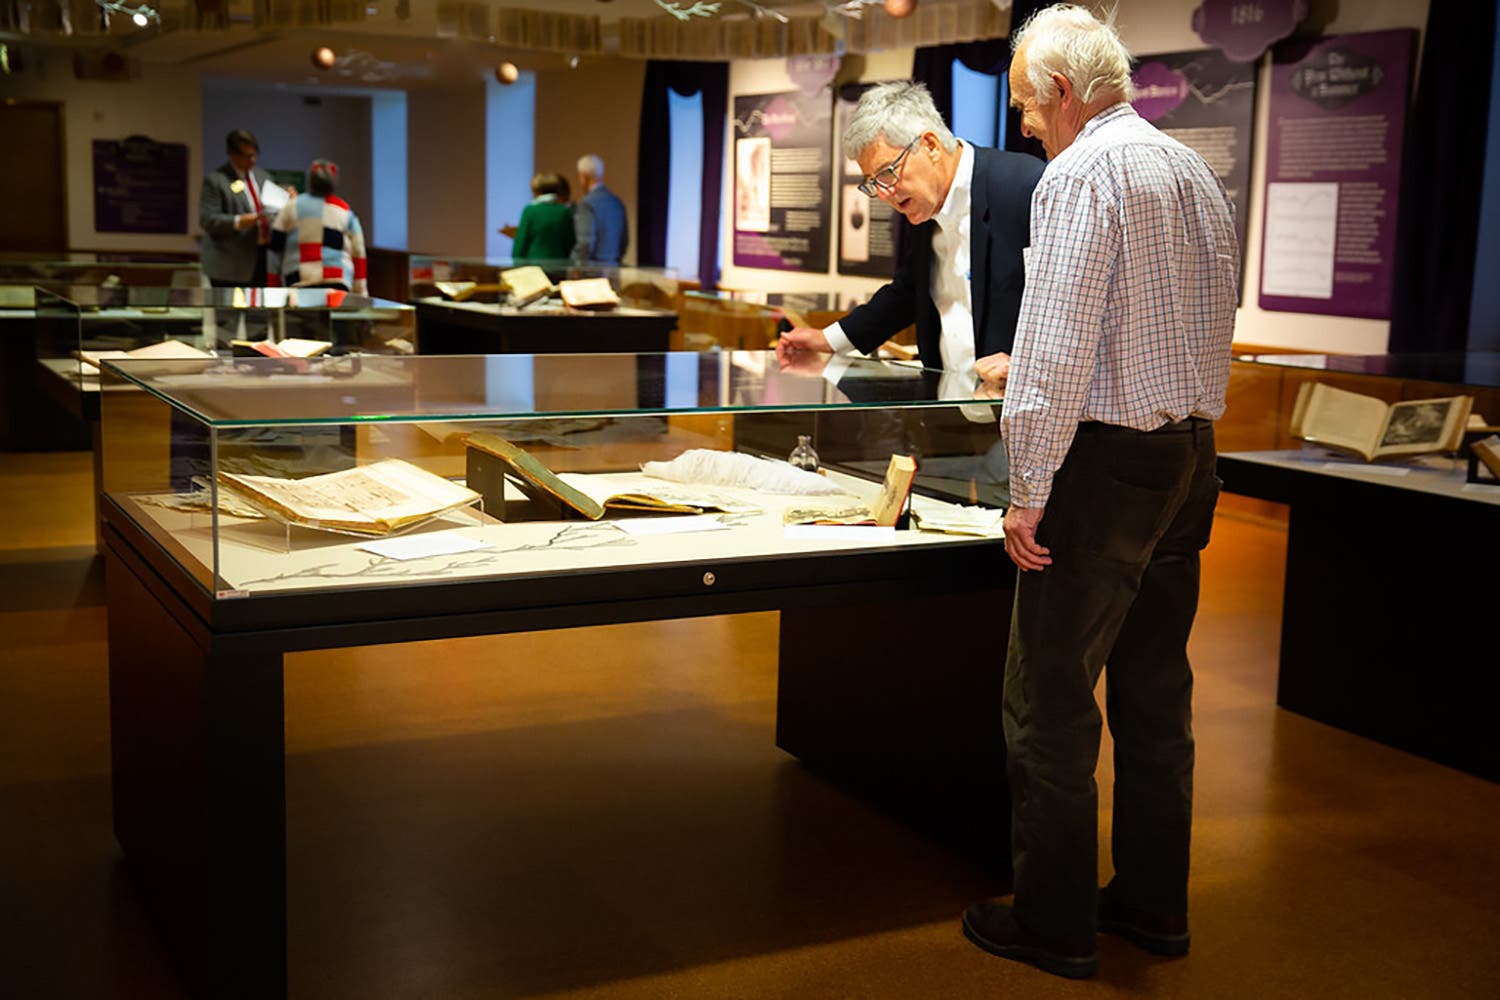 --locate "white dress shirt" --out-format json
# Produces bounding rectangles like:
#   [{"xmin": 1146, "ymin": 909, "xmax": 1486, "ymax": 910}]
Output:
[{"xmin": 824, "ymin": 140, "xmax": 978, "ymax": 375}]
